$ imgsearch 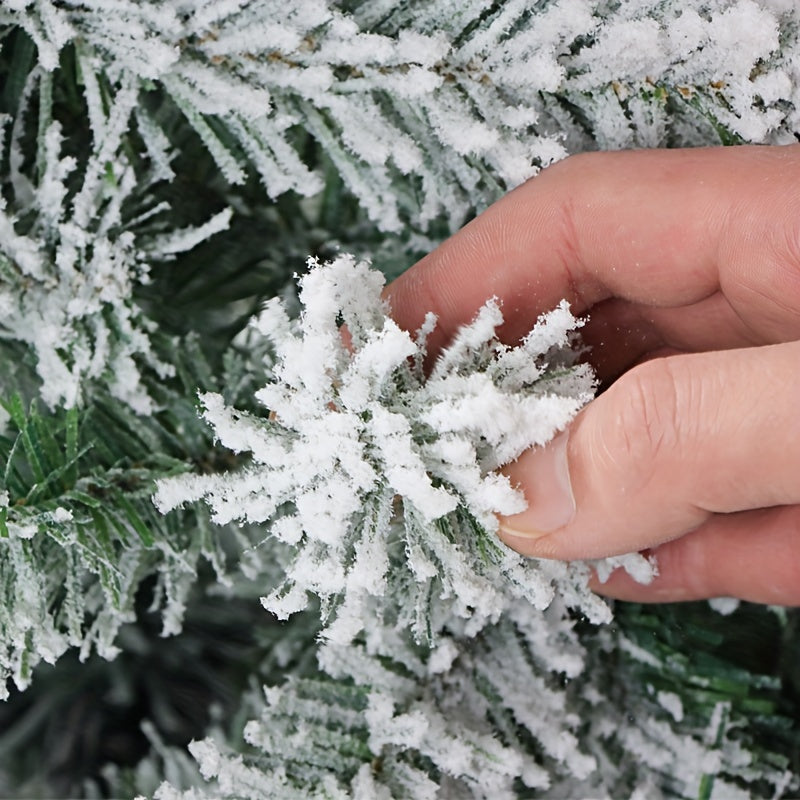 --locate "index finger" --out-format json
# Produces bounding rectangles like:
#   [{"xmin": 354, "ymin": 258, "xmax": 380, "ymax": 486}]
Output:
[{"xmin": 385, "ymin": 145, "xmax": 800, "ymax": 348}]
